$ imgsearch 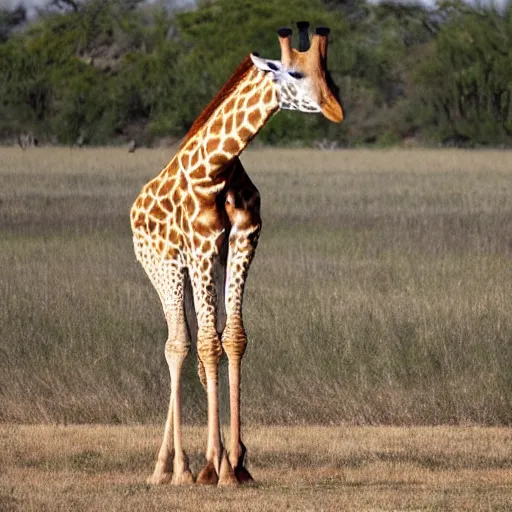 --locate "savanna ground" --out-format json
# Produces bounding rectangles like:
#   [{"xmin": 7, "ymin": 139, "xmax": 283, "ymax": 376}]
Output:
[
  {"xmin": 0, "ymin": 148, "xmax": 511, "ymax": 510},
  {"xmin": 1, "ymin": 424, "xmax": 511, "ymax": 511}
]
